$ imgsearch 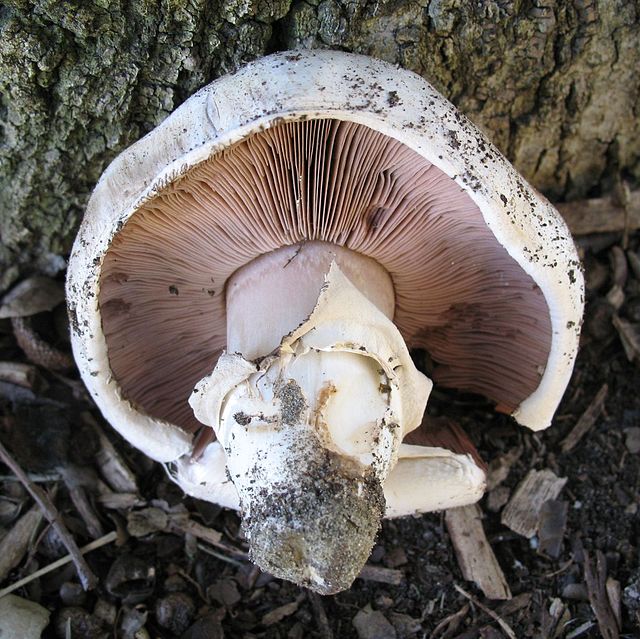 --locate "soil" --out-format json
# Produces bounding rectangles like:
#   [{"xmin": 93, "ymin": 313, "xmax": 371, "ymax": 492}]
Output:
[{"xmin": 0, "ymin": 231, "xmax": 639, "ymax": 639}]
